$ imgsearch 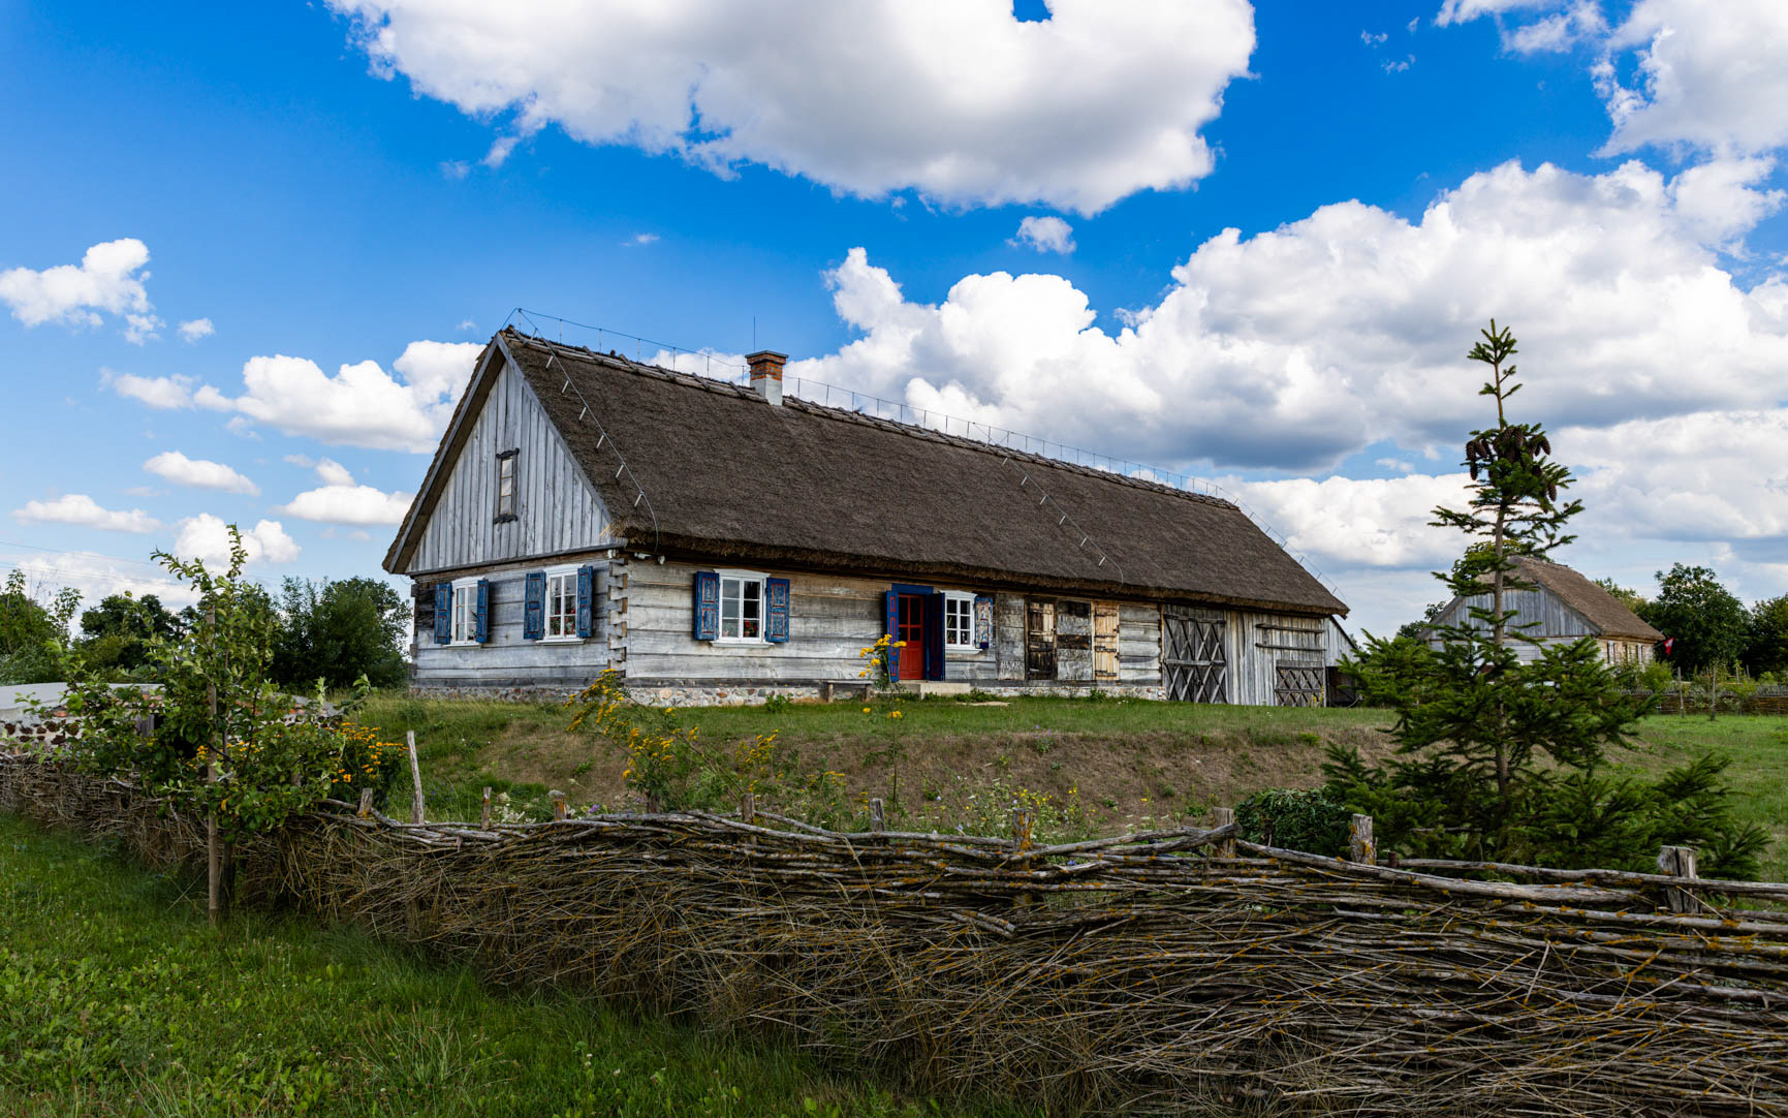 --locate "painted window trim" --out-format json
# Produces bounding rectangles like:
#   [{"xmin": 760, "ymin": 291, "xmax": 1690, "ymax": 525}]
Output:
[
  {"xmin": 942, "ymin": 590, "xmax": 979, "ymax": 651},
  {"xmin": 715, "ymin": 567, "xmax": 769, "ymax": 645},
  {"xmin": 541, "ymin": 563, "xmax": 585, "ymax": 642},
  {"xmin": 449, "ymin": 577, "xmax": 483, "ymax": 647}
]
